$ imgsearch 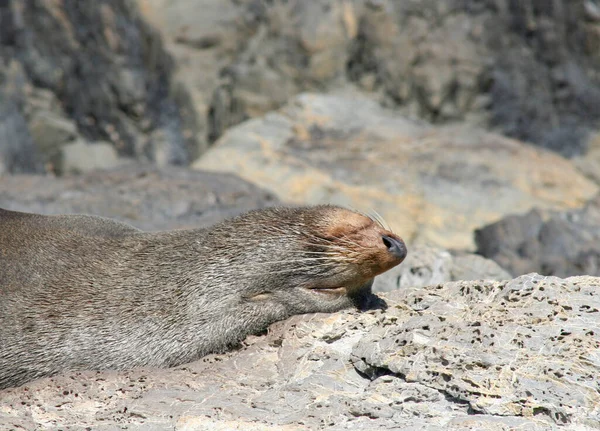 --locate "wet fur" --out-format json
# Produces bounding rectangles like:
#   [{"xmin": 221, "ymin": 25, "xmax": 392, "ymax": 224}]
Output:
[{"xmin": 0, "ymin": 206, "xmax": 404, "ymax": 389}]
